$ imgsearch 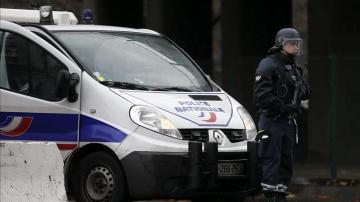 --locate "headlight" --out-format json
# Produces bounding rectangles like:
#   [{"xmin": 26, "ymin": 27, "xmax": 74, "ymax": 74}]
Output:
[
  {"xmin": 130, "ymin": 105, "xmax": 182, "ymax": 139},
  {"xmin": 237, "ymin": 106, "xmax": 257, "ymax": 140}
]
